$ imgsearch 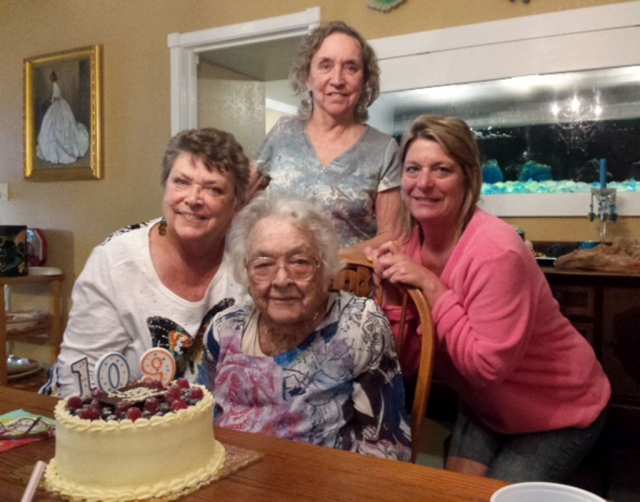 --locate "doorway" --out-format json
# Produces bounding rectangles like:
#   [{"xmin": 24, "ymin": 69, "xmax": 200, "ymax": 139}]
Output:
[{"xmin": 168, "ymin": 8, "xmax": 320, "ymax": 154}]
